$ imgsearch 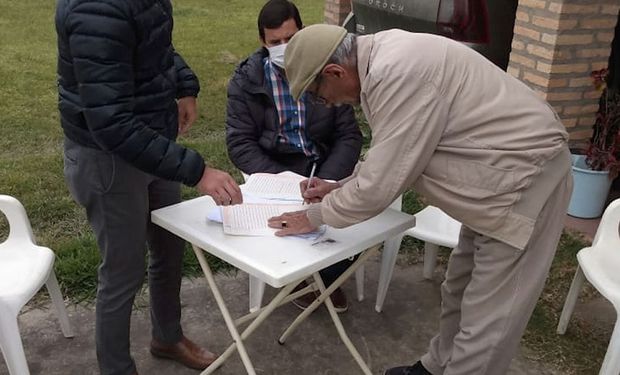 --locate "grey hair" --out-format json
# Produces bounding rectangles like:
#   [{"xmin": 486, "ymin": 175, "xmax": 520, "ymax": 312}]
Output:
[{"xmin": 325, "ymin": 33, "xmax": 357, "ymax": 67}]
